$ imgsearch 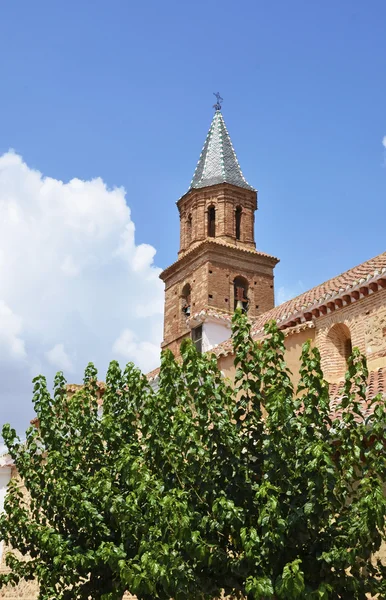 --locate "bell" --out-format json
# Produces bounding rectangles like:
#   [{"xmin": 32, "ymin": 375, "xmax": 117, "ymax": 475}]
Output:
[
  {"xmin": 185, "ymin": 305, "xmax": 191, "ymax": 316},
  {"xmin": 236, "ymin": 300, "xmax": 244, "ymax": 310}
]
